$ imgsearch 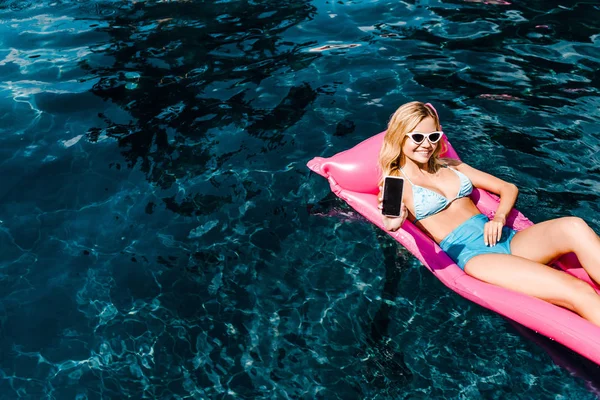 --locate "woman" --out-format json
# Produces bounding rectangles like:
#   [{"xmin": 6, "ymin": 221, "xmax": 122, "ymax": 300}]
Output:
[{"xmin": 378, "ymin": 101, "xmax": 600, "ymax": 327}]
